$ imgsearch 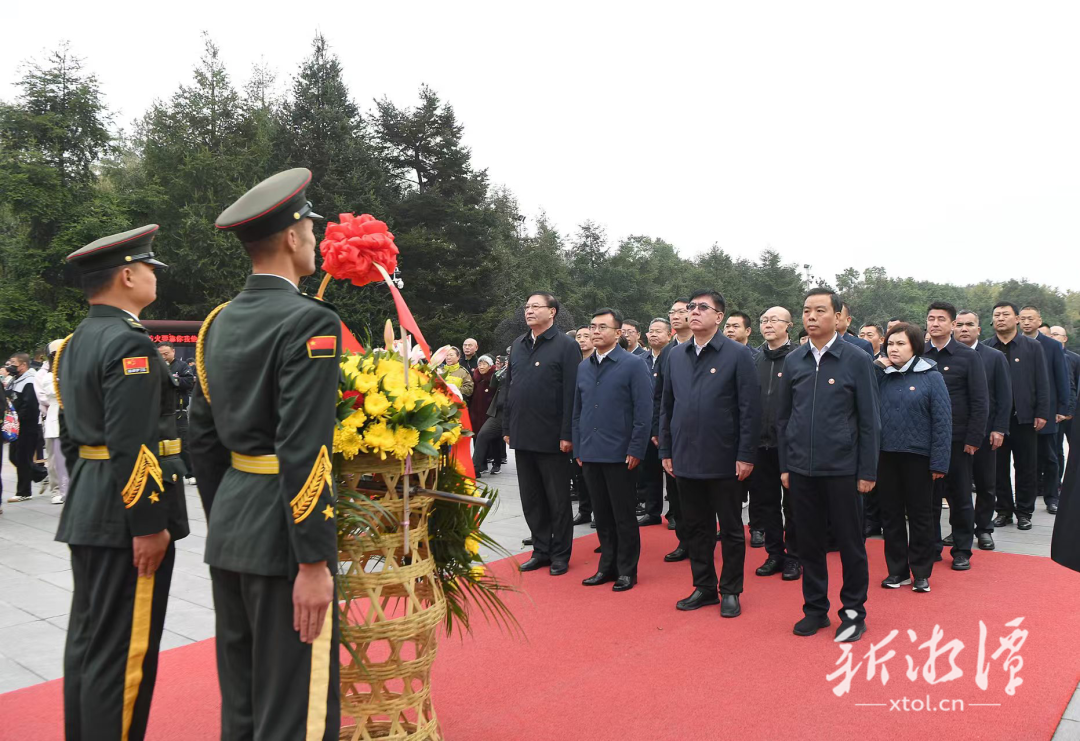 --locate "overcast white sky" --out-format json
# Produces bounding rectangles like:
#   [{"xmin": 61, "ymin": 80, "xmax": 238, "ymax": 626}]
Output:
[{"xmin": 4, "ymin": 1, "xmax": 1079, "ymax": 290}]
